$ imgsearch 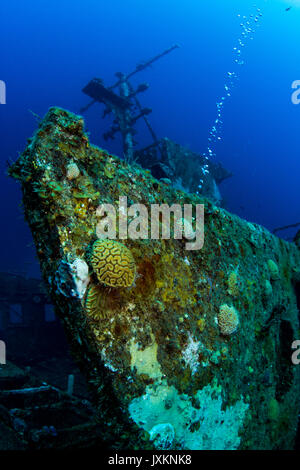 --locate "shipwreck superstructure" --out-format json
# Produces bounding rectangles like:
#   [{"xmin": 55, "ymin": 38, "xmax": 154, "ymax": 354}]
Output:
[{"xmin": 80, "ymin": 45, "xmax": 231, "ymax": 205}]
